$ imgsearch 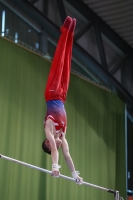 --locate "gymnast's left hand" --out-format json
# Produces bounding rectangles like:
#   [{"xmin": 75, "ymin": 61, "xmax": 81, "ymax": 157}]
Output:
[
  {"xmin": 75, "ymin": 176, "xmax": 83, "ymax": 185},
  {"xmin": 72, "ymin": 171, "xmax": 83, "ymax": 185}
]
